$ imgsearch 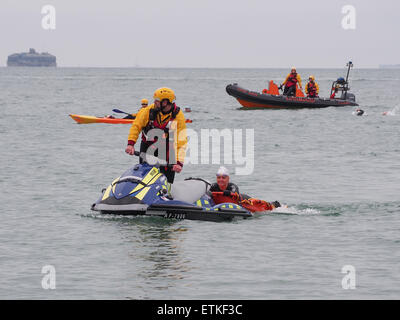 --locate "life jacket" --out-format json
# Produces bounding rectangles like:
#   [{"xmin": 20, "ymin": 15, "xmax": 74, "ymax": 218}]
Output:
[
  {"xmin": 307, "ymin": 82, "xmax": 317, "ymax": 96},
  {"xmin": 142, "ymin": 104, "xmax": 181, "ymax": 143},
  {"xmin": 286, "ymin": 73, "xmax": 298, "ymax": 87},
  {"xmin": 141, "ymin": 104, "xmax": 181, "ymax": 166}
]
